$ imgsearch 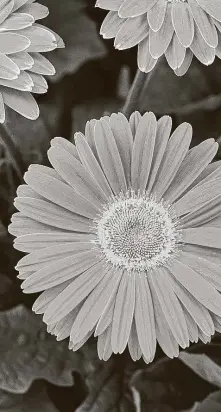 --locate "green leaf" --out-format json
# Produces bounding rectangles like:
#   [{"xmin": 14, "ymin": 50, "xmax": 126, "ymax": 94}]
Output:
[
  {"xmin": 0, "ymin": 305, "xmax": 82, "ymax": 393},
  {"xmin": 40, "ymin": 0, "xmax": 106, "ymax": 81},
  {"xmin": 179, "ymin": 352, "xmax": 221, "ymax": 388},
  {"xmin": 0, "ymin": 383, "xmax": 59, "ymax": 412}
]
